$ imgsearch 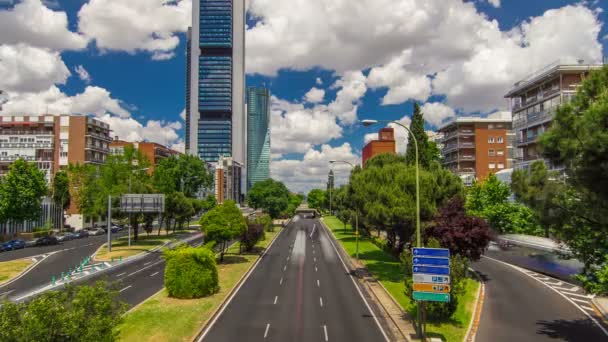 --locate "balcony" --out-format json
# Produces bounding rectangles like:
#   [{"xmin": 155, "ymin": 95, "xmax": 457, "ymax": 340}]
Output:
[
  {"xmin": 86, "ymin": 131, "xmax": 112, "ymax": 142},
  {"xmin": 460, "ymin": 155, "xmax": 476, "ymax": 161},
  {"xmin": 0, "ymin": 130, "xmax": 53, "ymax": 135},
  {"xmin": 85, "ymin": 144, "xmax": 109, "ymax": 153},
  {"xmin": 516, "ymin": 135, "xmax": 540, "ymax": 147},
  {"xmin": 0, "ymin": 155, "xmax": 53, "ymax": 162},
  {"xmin": 459, "ymin": 141, "xmax": 475, "ymax": 148},
  {"xmin": 0, "ymin": 142, "xmax": 53, "ymax": 149},
  {"xmin": 526, "ymin": 109, "xmax": 554, "ymax": 127}
]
